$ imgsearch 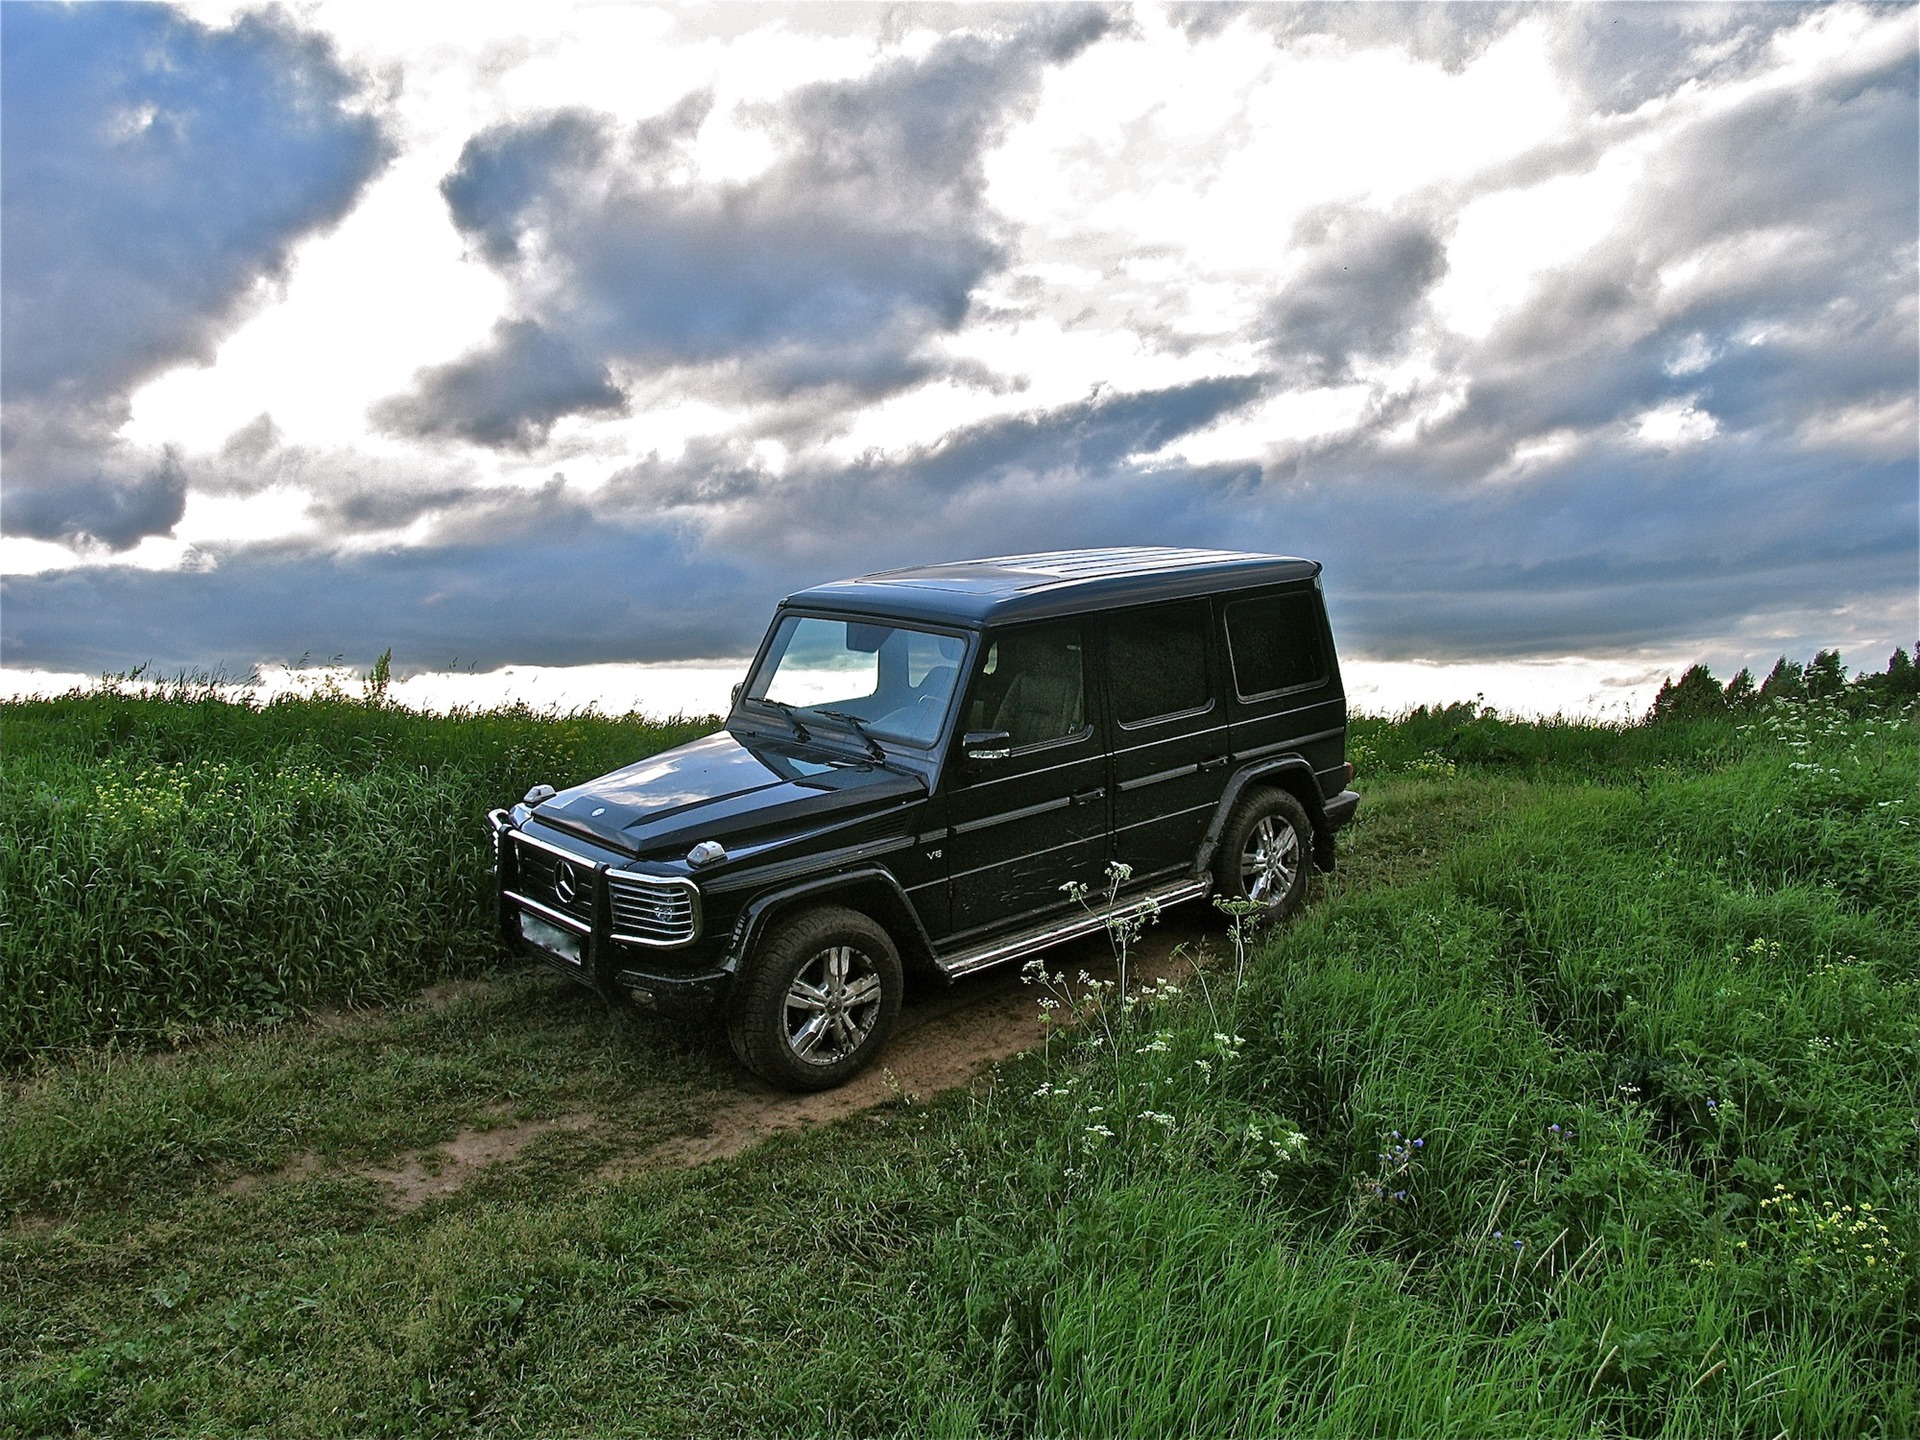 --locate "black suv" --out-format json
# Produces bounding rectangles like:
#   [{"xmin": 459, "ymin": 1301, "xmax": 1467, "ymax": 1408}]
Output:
[{"xmin": 489, "ymin": 548, "xmax": 1359, "ymax": 1089}]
